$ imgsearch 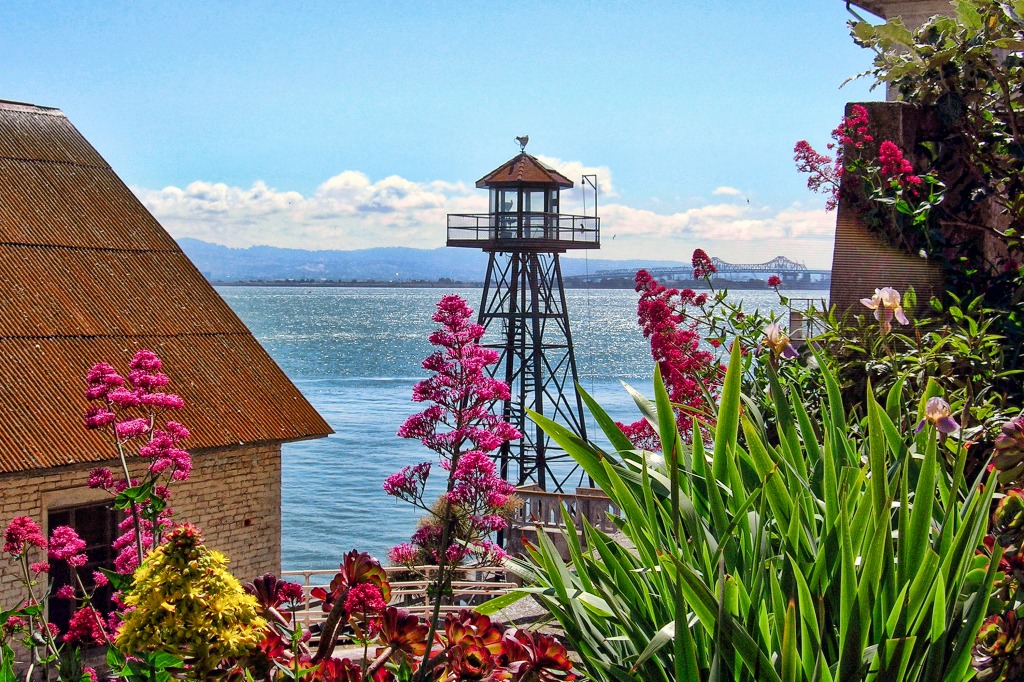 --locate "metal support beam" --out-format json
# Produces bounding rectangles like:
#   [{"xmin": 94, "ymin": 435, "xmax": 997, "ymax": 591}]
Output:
[{"xmin": 478, "ymin": 251, "xmax": 588, "ymax": 492}]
